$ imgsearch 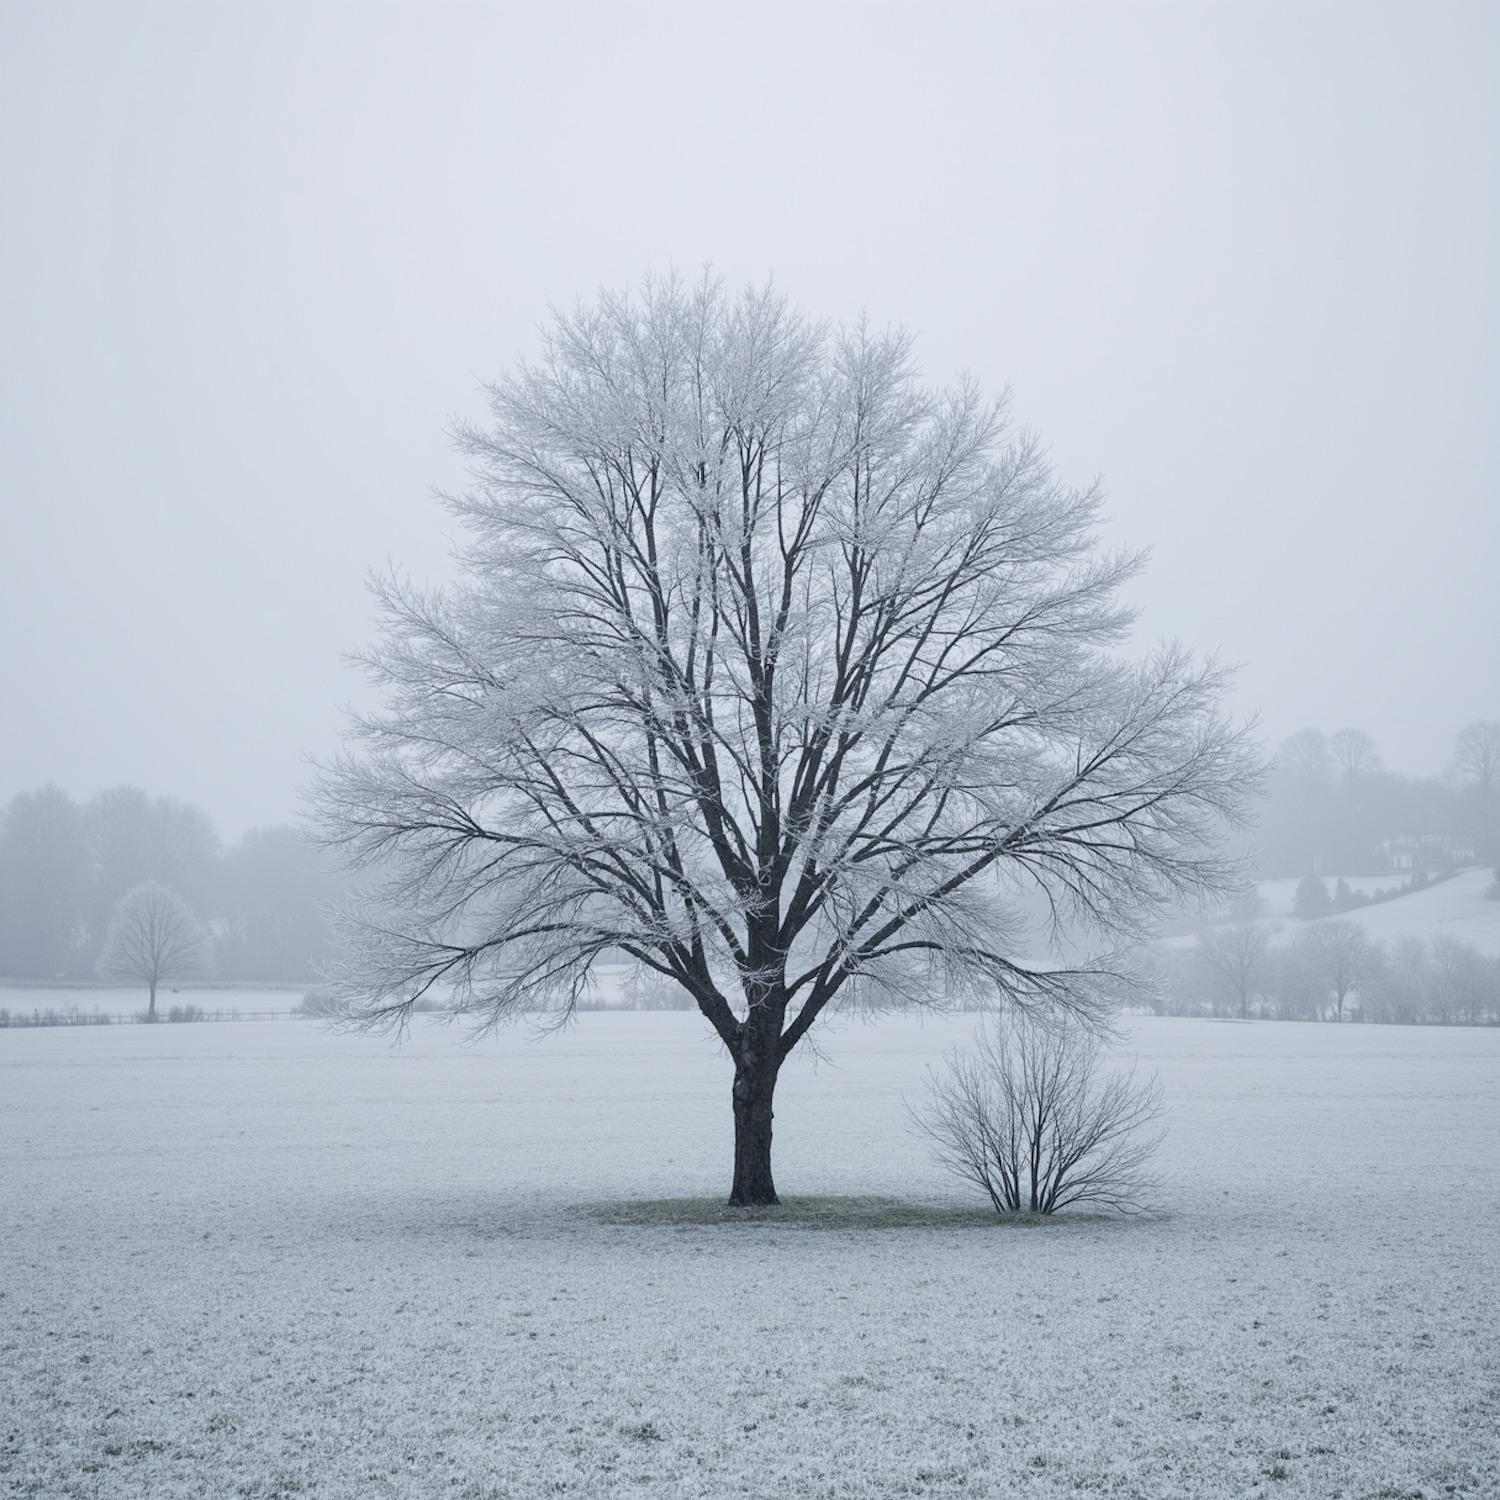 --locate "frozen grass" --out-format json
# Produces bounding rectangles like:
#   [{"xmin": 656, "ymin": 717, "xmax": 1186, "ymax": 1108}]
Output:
[
  {"xmin": 589, "ymin": 1196, "xmax": 1016, "ymax": 1230},
  {"xmin": 2, "ymin": 1013, "xmax": 1498, "ymax": 1499}
]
